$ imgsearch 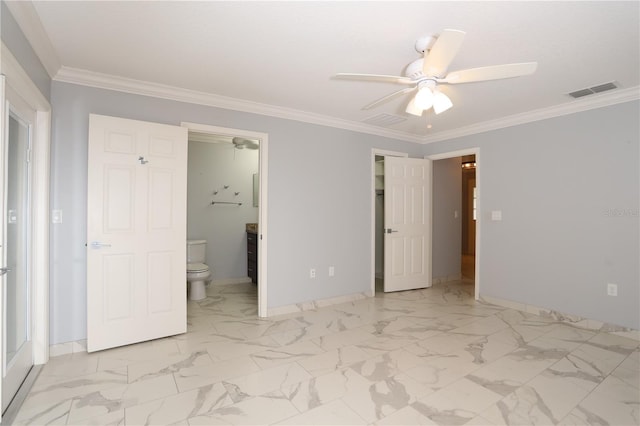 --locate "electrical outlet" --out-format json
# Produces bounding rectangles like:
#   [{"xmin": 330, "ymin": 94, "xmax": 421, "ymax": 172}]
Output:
[
  {"xmin": 607, "ymin": 283, "xmax": 618, "ymax": 296},
  {"xmin": 310, "ymin": 268, "xmax": 316, "ymax": 279},
  {"xmin": 329, "ymin": 266, "xmax": 335, "ymax": 277}
]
